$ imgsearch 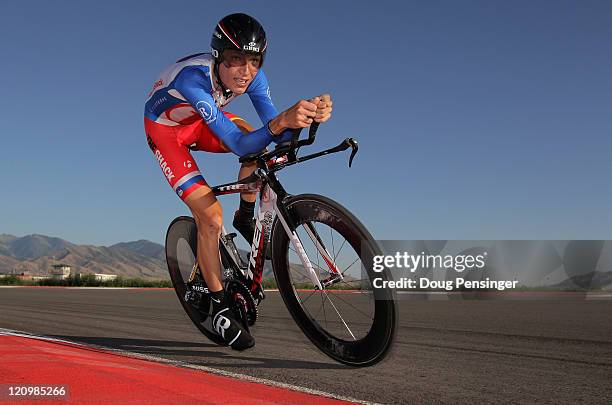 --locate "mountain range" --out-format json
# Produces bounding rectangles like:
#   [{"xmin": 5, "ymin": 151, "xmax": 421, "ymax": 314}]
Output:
[
  {"xmin": 0, "ymin": 234, "xmax": 168, "ymax": 279},
  {"xmin": 0, "ymin": 233, "xmax": 279, "ymax": 281},
  {"xmin": 4, "ymin": 233, "xmax": 610, "ymax": 290}
]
